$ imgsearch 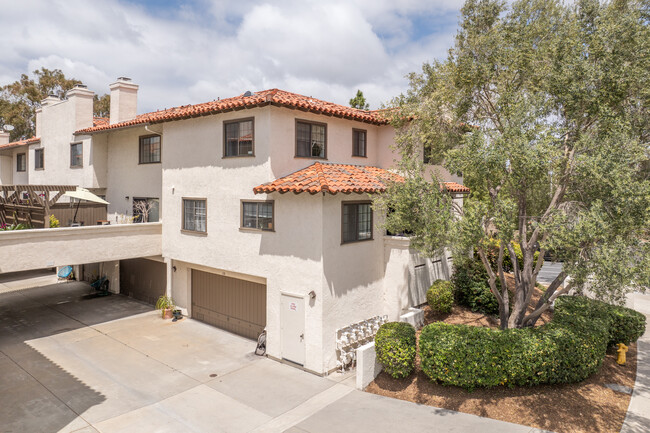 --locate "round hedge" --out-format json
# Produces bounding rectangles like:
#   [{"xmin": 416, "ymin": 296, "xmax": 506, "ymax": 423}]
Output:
[
  {"xmin": 427, "ymin": 280, "xmax": 454, "ymax": 313},
  {"xmin": 375, "ymin": 322, "xmax": 416, "ymax": 378},
  {"xmin": 418, "ymin": 296, "xmax": 646, "ymax": 390}
]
